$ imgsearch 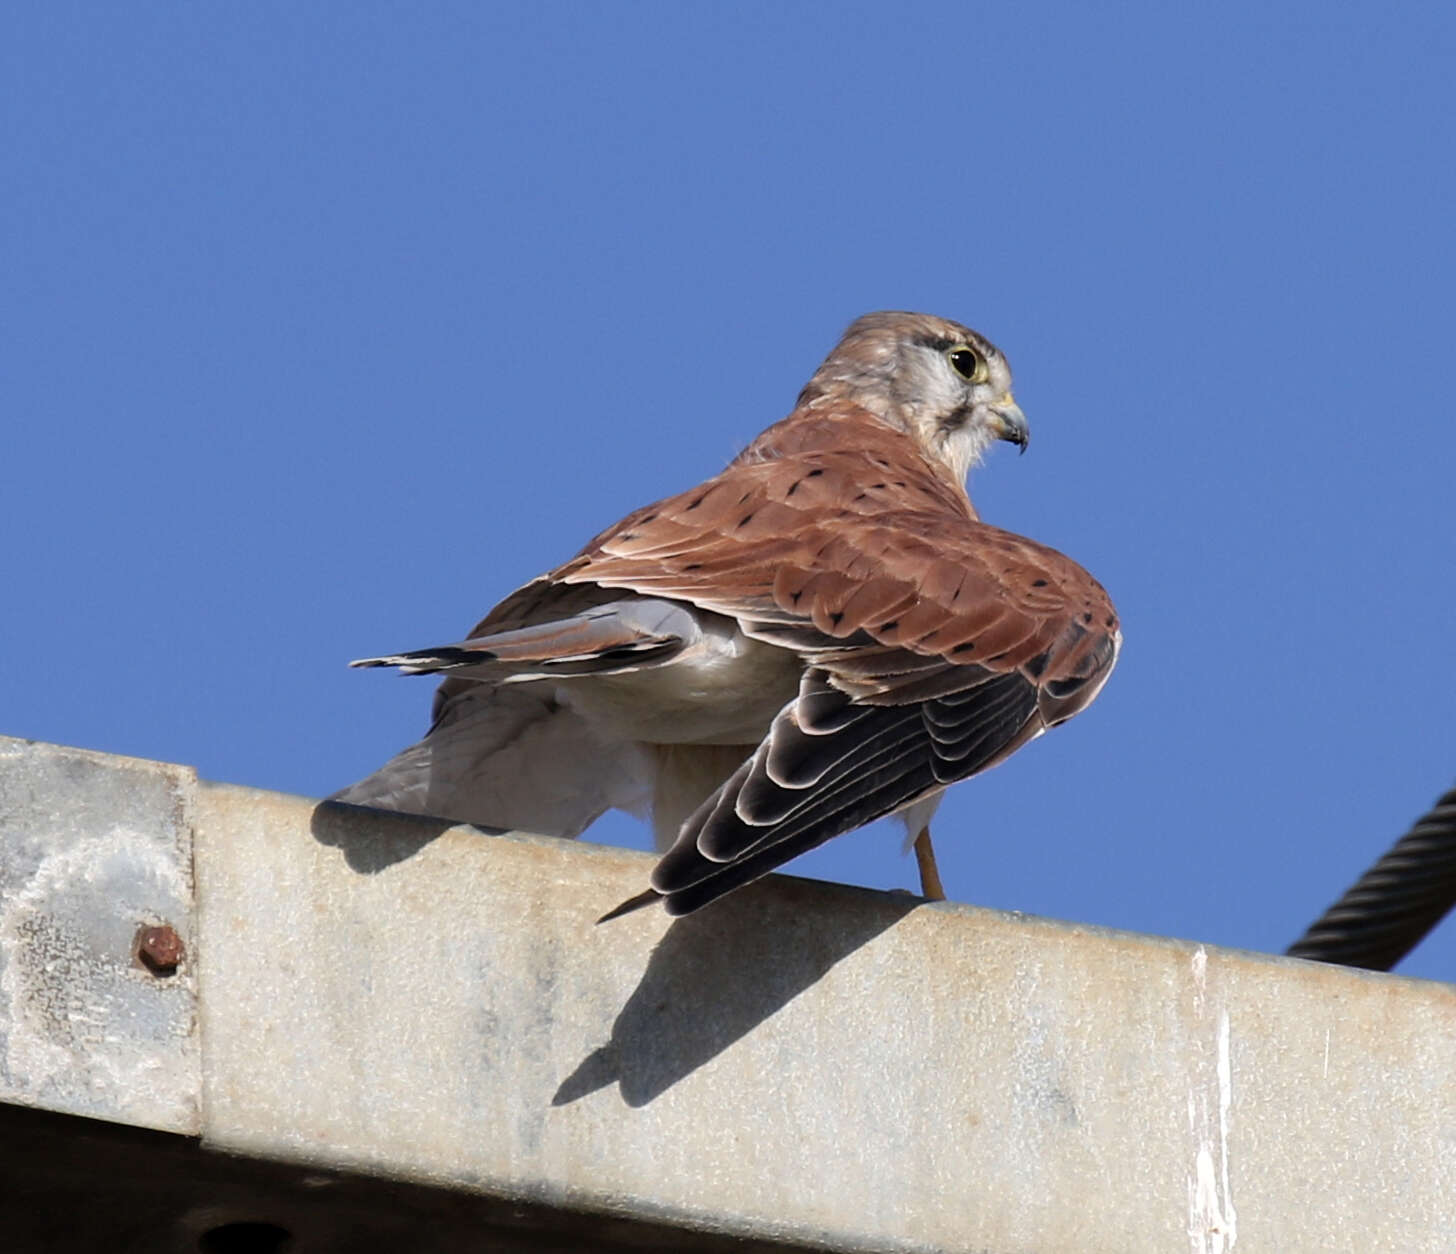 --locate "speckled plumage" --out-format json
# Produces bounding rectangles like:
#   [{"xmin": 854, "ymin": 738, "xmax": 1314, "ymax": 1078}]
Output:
[{"xmin": 336, "ymin": 312, "xmax": 1120, "ymax": 914}]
